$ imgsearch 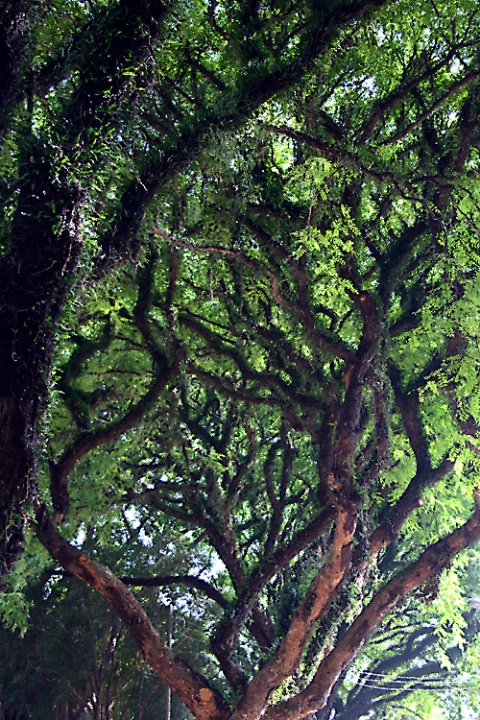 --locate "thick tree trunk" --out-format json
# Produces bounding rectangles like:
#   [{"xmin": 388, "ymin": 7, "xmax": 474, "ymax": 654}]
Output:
[
  {"xmin": 0, "ymin": 385, "xmax": 34, "ymax": 576},
  {"xmin": 0, "ymin": 153, "xmax": 83, "ymax": 576}
]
